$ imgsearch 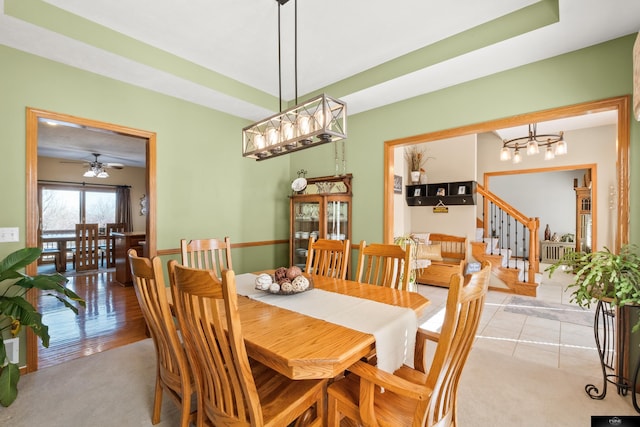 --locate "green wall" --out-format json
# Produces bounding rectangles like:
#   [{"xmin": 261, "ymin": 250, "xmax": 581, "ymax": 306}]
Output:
[
  {"xmin": 290, "ymin": 34, "xmax": 640, "ymax": 246},
  {"xmin": 1, "ymin": 34, "xmax": 639, "ymax": 269},
  {"xmin": 0, "ymin": 44, "xmax": 291, "ymax": 274}
]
